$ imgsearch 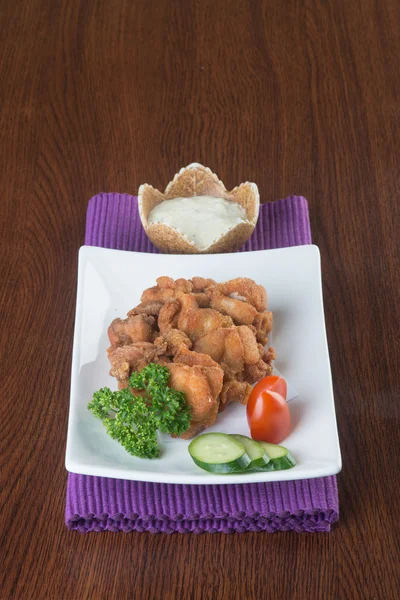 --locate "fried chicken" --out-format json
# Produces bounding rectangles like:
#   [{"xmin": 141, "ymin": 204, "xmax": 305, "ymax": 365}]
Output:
[
  {"xmin": 194, "ymin": 328, "xmax": 243, "ymax": 377},
  {"xmin": 193, "ymin": 325, "xmax": 261, "ymax": 379},
  {"xmin": 153, "ymin": 329, "xmax": 192, "ymax": 357},
  {"xmin": 192, "ymin": 323, "xmax": 274, "ymax": 407},
  {"xmin": 253, "ymin": 311, "xmax": 273, "ymax": 345},
  {"xmin": 140, "ymin": 276, "xmax": 193, "ymax": 303},
  {"xmin": 167, "ymin": 349, "xmax": 223, "ymax": 439},
  {"xmin": 219, "ymin": 380, "xmax": 253, "ymax": 412},
  {"xmin": 241, "ymin": 345, "xmax": 276, "ymax": 383},
  {"xmin": 177, "ymin": 293, "xmax": 234, "ymax": 342},
  {"xmin": 108, "ymin": 314, "xmax": 156, "ymax": 347},
  {"xmin": 205, "ymin": 280, "xmax": 272, "ymax": 345},
  {"xmin": 189, "ymin": 277, "xmax": 216, "ymax": 307},
  {"xmin": 173, "ymin": 343, "xmax": 219, "ymax": 368},
  {"xmin": 217, "ymin": 277, "xmax": 267, "ymax": 312},
  {"xmin": 190, "ymin": 277, "xmax": 216, "ymax": 291},
  {"xmin": 158, "ymin": 298, "xmax": 181, "ymax": 332},
  {"xmin": 158, "ymin": 276, "xmax": 193, "ymax": 293},
  {"xmin": 207, "ymin": 288, "xmax": 258, "ymax": 325},
  {"xmin": 106, "ymin": 276, "xmax": 275, "ymax": 438},
  {"xmin": 128, "ymin": 301, "xmax": 164, "ymax": 316},
  {"xmin": 108, "ymin": 342, "xmax": 159, "ymax": 387}
]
